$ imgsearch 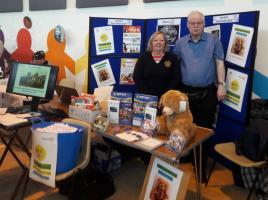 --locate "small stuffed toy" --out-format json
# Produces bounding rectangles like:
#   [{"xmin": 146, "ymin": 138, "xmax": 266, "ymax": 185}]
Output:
[{"xmin": 157, "ymin": 90, "xmax": 196, "ymax": 146}]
